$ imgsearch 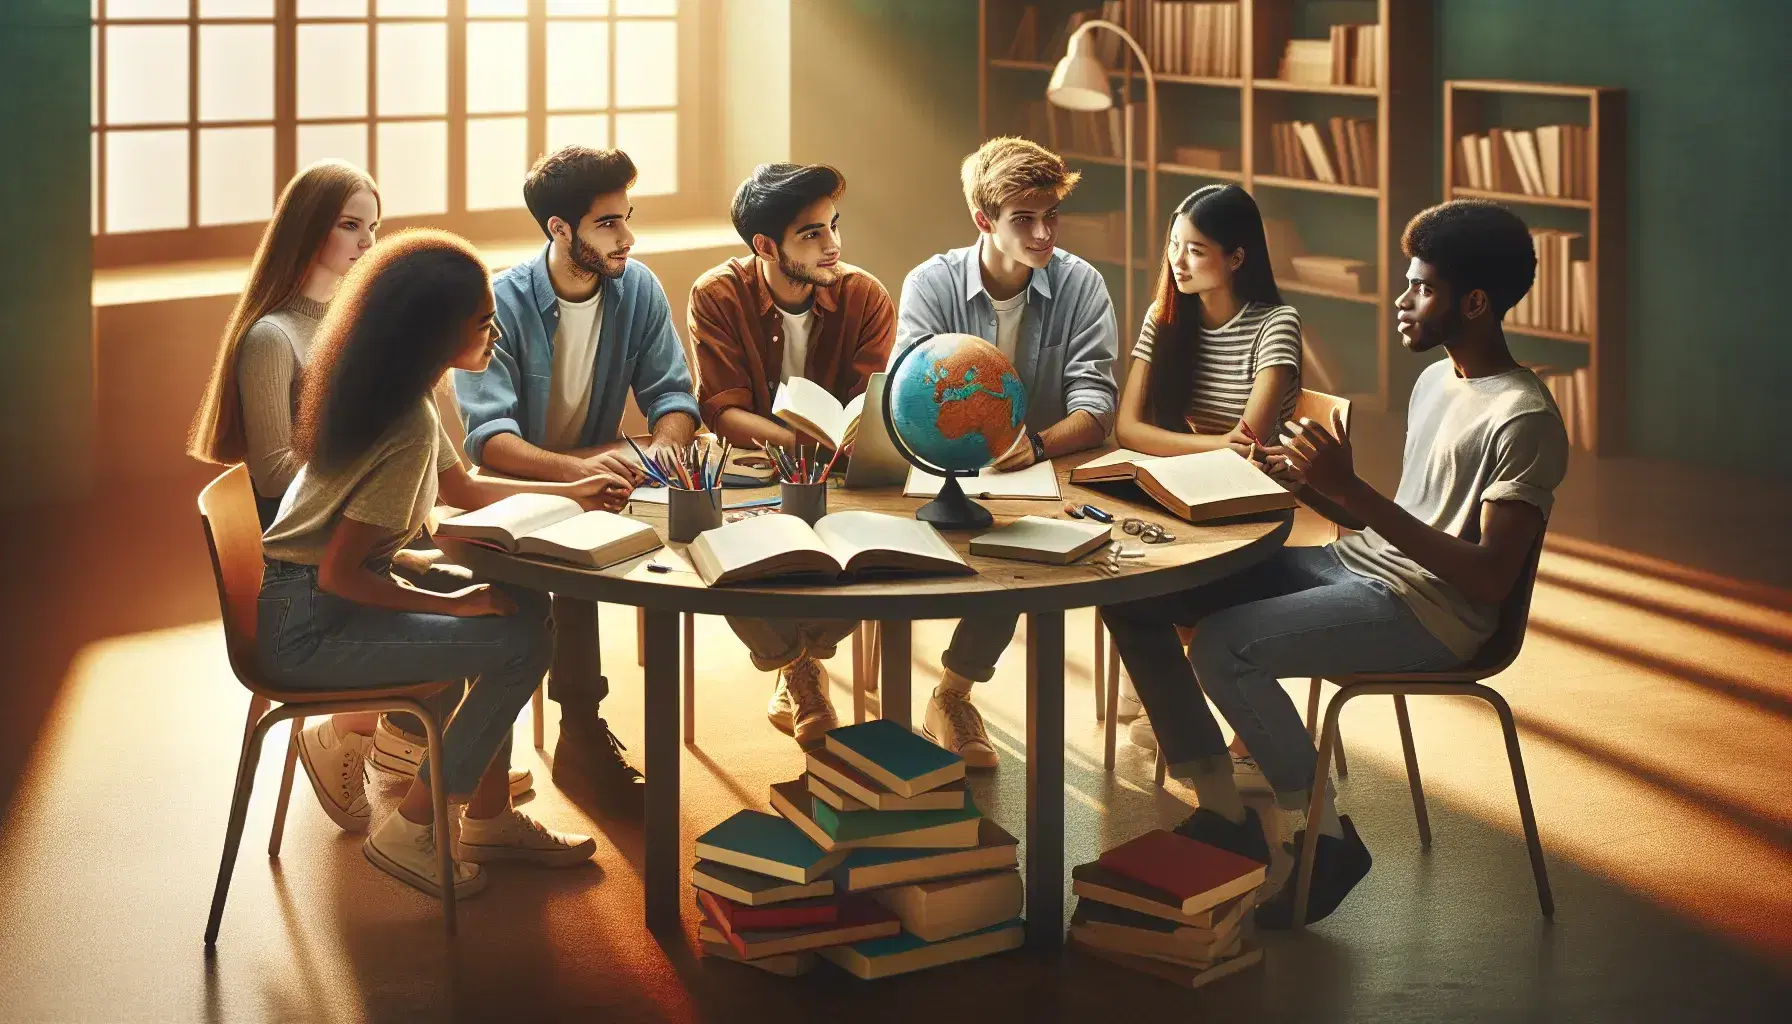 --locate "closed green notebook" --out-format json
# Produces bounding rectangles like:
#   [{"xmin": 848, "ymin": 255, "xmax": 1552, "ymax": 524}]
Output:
[
  {"xmin": 813, "ymin": 792, "xmax": 982, "ymax": 843},
  {"xmin": 694, "ymin": 809, "xmax": 847, "ymax": 883},
  {"xmin": 824, "ymin": 719, "xmax": 964, "ymax": 797}
]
